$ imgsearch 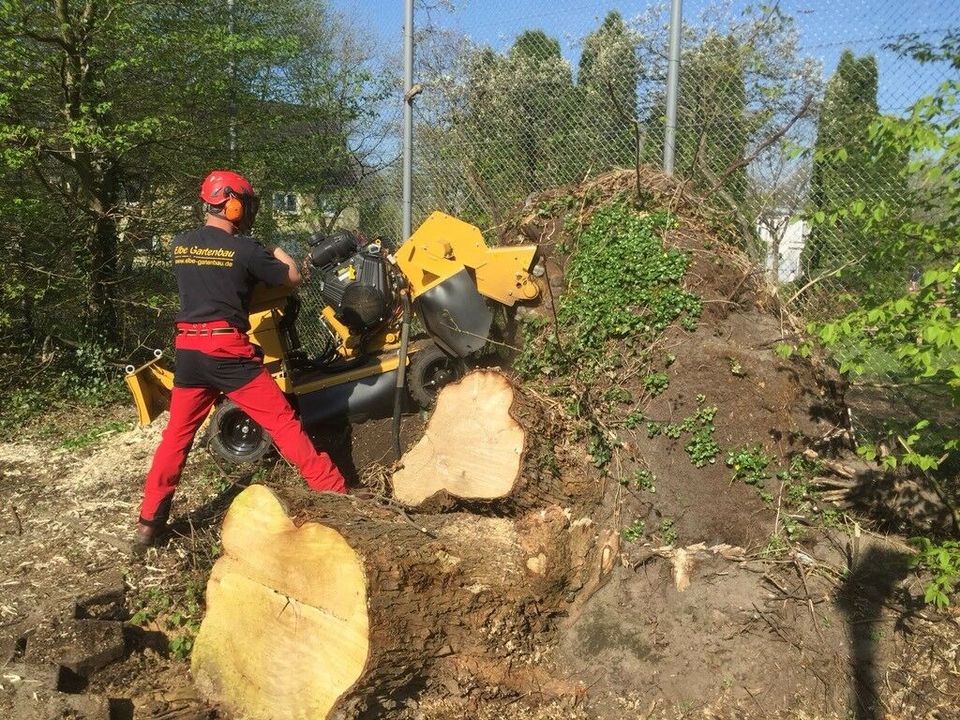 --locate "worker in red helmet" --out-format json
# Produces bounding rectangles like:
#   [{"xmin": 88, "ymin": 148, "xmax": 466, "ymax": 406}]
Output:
[{"xmin": 134, "ymin": 170, "xmax": 346, "ymax": 552}]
